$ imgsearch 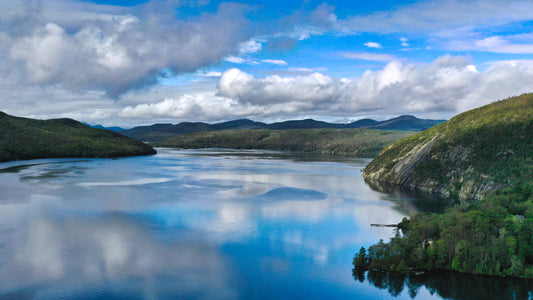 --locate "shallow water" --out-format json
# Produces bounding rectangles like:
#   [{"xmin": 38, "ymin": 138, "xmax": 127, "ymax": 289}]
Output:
[{"xmin": 0, "ymin": 149, "xmax": 530, "ymax": 299}]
